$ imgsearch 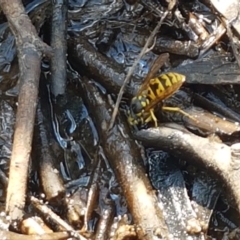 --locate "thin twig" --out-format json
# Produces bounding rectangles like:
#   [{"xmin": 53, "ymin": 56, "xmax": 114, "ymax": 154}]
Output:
[{"xmin": 108, "ymin": 11, "xmax": 169, "ymax": 130}]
